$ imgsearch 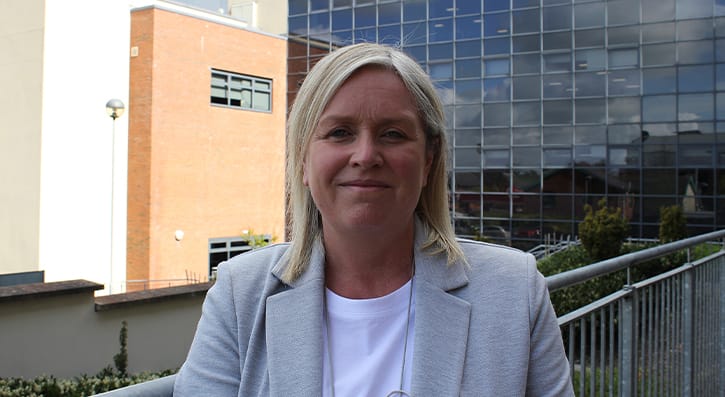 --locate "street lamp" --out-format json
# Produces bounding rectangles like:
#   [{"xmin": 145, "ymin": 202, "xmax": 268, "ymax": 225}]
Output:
[{"xmin": 105, "ymin": 99, "xmax": 125, "ymax": 294}]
